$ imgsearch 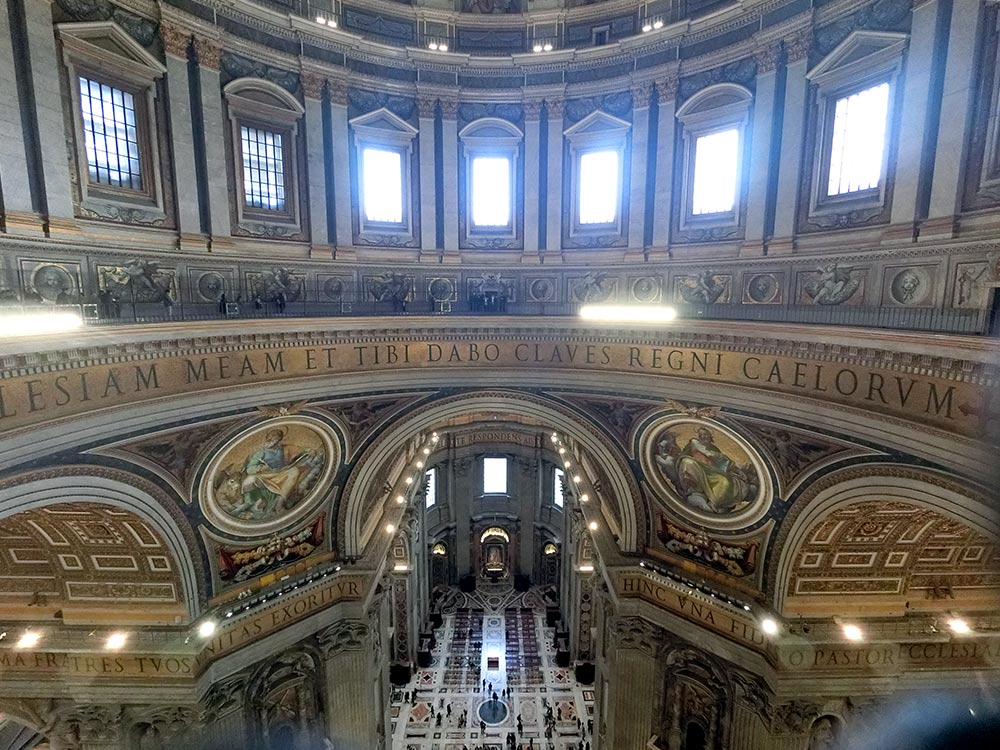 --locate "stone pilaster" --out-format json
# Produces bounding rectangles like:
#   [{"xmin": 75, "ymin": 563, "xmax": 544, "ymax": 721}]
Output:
[
  {"xmin": 544, "ymin": 99, "xmax": 565, "ymax": 256},
  {"xmin": 770, "ymin": 31, "xmax": 811, "ymax": 253},
  {"xmin": 0, "ymin": 0, "xmax": 42, "ymax": 234},
  {"xmin": 162, "ymin": 23, "xmax": 205, "ymax": 249},
  {"xmin": 439, "ymin": 98, "xmax": 460, "ymax": 255},
  {"xmin": 328, "ymin": 78, "xmax": 354, "ymax": 253},
  {"xmin": 523, "ymin": 100, "xmax": 544, "ymax": 258},
  {"xmin": 192, "ymin": 37, "xmax": 231, "ymax": 246},
  {"xmin": 22, "ymin": 0, "xmax": 75, "ymax": 233},
  {"xmin": 302, "ymin": 72, "xmax": 330, "ymax": 255},
  {"xmin": 651, "ymin": 72, "xmax": 678, "ymax": 252},
  {"xmin": 603, "ymin": 617, "xmax": 666, "ymax": 749},
  {"xmin": 417, "ymin": 96, "xmax": 438, "ymax": 254},
  {"xmin": 743, "ymin": 44, "xmax": 780, "ymax": 256},
  {"xmin": 628, "ymin": 81, "xmax": 654, "ymax": 254},
  {"xmin": 924, "ymin": 0, "xmax": 985, "ymax": 238},
  {"xmin": 320, "ymin": 622, "xmax": 380, "ymax": 750}
]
